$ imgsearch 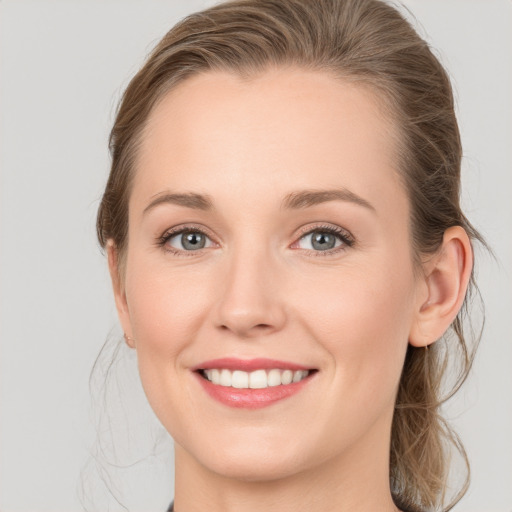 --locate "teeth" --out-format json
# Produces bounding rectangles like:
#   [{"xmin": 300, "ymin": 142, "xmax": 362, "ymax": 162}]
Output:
[
  {"xmin": 202, "ymin": 368, "xmax": 310, "ymax": 388},
  {"xmin": 232, "ymin": 370, "xmax": 249, "ymax": 389},
  {"xmin": 292, "ymin": 370, "xmax": 304, "ymax": 383},
  {"xmin": 281, "ymin": 370, "xmax": 293, "ymax": 385},
  {"xmin": 249, "ymin": 369, "xmax": 267, "ymax": 389},
  {"xmin": 267, "ymin": 369, "xmax": 282, "ymax": 387},
  {"xmin": 220, "ymin": 369, "xmax": 231, "ymax": 386}
]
